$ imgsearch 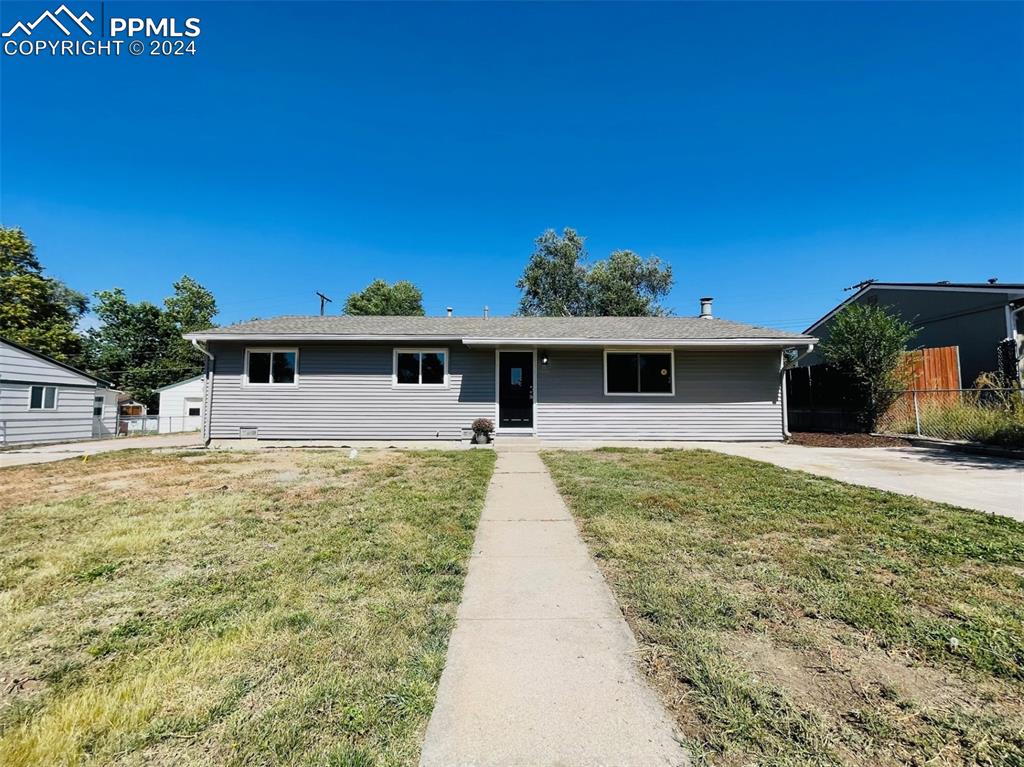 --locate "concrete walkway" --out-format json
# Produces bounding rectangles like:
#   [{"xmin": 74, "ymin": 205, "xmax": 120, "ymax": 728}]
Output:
[
  {"xmin": 0, "ymin": 433, "xmax": 203, "ymax": 468},
  {"xmin": 420, "ymin": 451, "xmax": 687, "ymax": 767}
]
